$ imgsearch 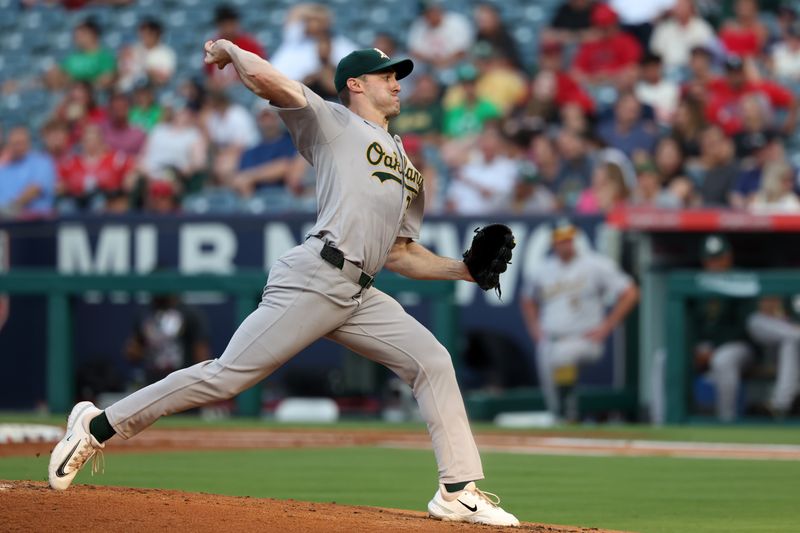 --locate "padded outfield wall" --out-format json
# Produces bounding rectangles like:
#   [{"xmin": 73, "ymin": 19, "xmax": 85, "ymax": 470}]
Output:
[{"xmin": 0, "ymin": 214, "xmax": 631, "ymax": 412}]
